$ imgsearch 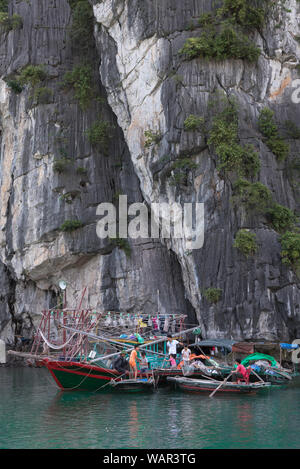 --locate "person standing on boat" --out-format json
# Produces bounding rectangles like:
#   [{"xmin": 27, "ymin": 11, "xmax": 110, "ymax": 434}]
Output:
[
  {"xmin": 168, "ymin": 354, "xmax": 177, "ymax": 369},
  {"xmin": 112, "ymin": 351, "xmax": 129, "ymax": 376},
  {"xmin": 166, "ymin": 337, "xmax": 183, "ymax": 360},
  {"xmin": 129, "ymin": 345, "xmax": 141, "ymax": 380},
  {"xmin": 140, "ymin": 351, "xmax": 150, "ymax": 378},
  {"xmin": 181, "ymin": 344, "xmax": 192, "ymax": 366}
]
